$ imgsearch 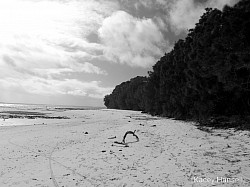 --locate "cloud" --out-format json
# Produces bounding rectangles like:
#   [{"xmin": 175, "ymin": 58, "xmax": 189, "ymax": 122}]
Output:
[
  {"xmin": 0, "ymin": 38, "xmax": 107, "ymax": 78},
  {"xmin": 98, "ymin": 11, "xmax": 169, "ymax": 68},
  {"xmin": 118, "ymin": 0, "xmax": 172, "ymax": 12},
  {"xmin": 0, "ymin": 77, "xmax": 113, "ymax": 98},
  {"xmin": 0, "ymin": 0, "xmax": 117, "ymax": 101},
  {"xmin": 134, "ymin": 0, "xmax": 153, "ymax": 9},
  {"xmin": 207, "ymin": 0, "xmax": 240, "ymax": 10},
  {"xmin": 32, "ymin": 61, "xmax": 107, "ymax": 77},
  {"xmin": 168, "ymin": 0, "xmax": 239, "ymax": 33},
  {"xmin": 0, "ymin": 0, "xmax": 113, "ymax": 72}
]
